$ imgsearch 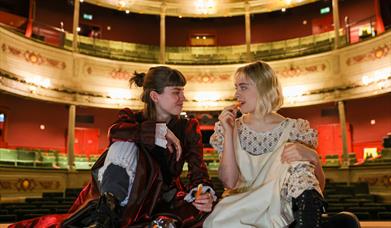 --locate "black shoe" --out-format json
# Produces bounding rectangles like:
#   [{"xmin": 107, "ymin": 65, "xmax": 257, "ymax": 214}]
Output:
[
  {"xmin": 148, "ymin": 213, "xmax": 183, "ymax": 228},
  {"xmin": 292, "ymin": 190, "xmax": 326, "ymax": 228},
  {"xmin": 89, "ymin": 192, "xmax": 122, "ymax": 228},
  {"xmin": 321, "ymin": 211, "xmax": 361, "ymax": 228}
]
